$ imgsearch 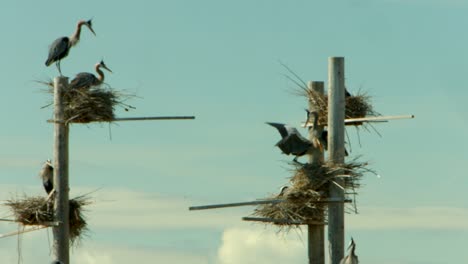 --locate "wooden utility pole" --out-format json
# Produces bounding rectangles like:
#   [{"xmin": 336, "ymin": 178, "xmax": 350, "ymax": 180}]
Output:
[
  {"xmin": 52, "ymin": 76, "xmax": 70, "ymax": 264},
  {"xmin": 327, "ymin": 57, "xmax": 346, "ymax": 264},
  {"xmin": 307, "ymin": 81, "xmax": 325, "ymax": 264}
]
